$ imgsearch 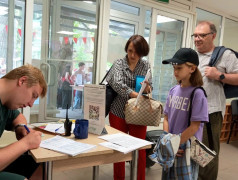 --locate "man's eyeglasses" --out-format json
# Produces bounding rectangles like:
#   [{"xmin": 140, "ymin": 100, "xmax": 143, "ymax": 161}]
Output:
[{"xmin": 191, "ymin": 32, "xmax": 213, "ymax": 39}]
